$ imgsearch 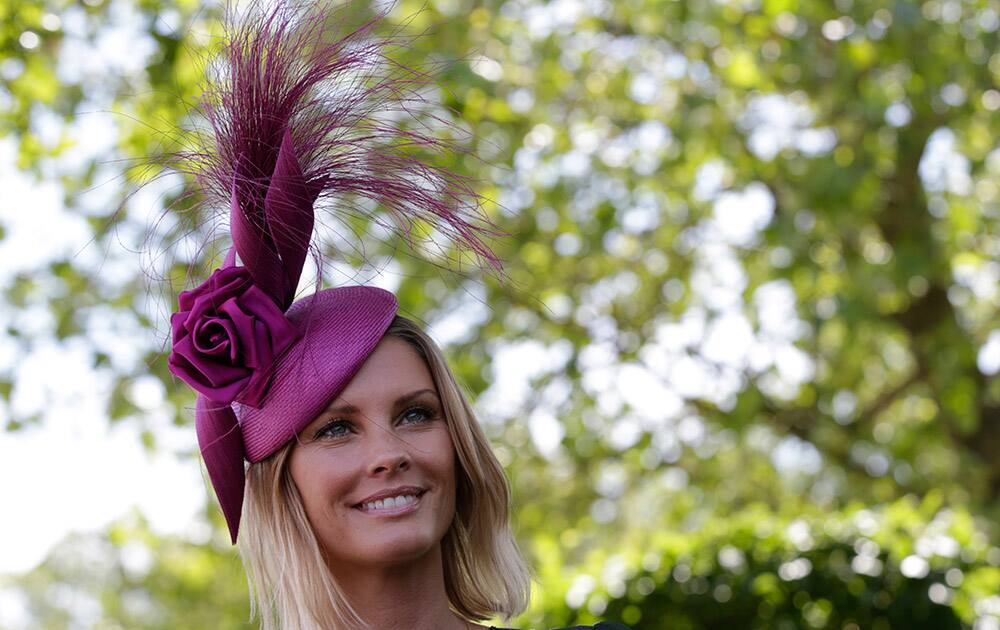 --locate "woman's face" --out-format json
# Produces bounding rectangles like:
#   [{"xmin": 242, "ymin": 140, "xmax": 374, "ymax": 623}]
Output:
[{"xmin": 289, "ymin": 336, "xmax": 457, "ymax": 569}]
